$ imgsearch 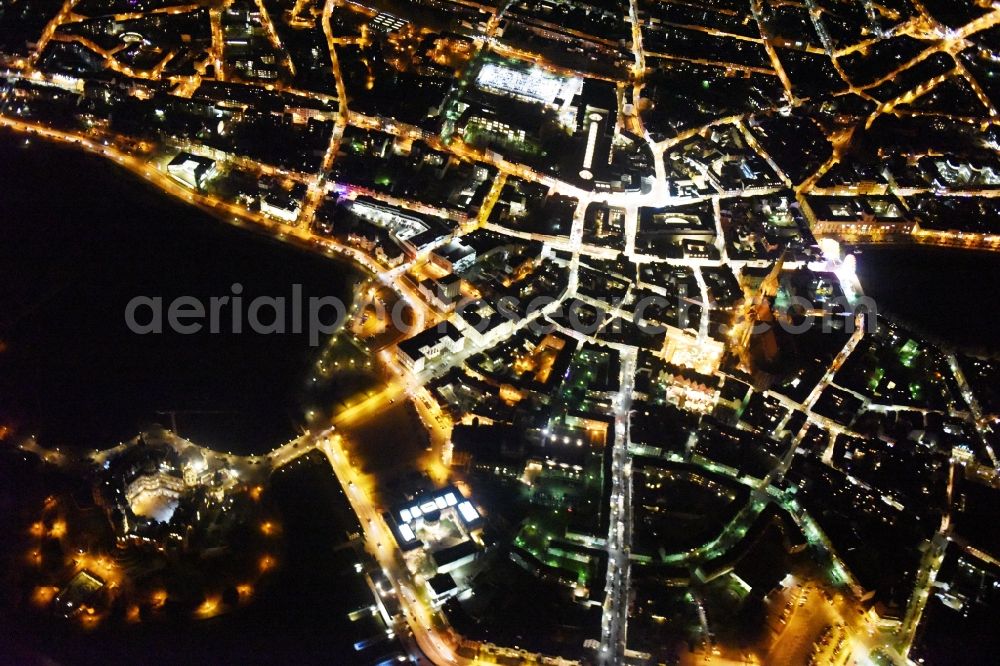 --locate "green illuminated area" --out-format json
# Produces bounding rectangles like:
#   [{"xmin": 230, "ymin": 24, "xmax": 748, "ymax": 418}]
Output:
[
  {"xmin": 899, "ymin": 339, "xmax": 920, "ymax": 368},
  {"xmin": 835, "ymin": 321, "xmax": 958, "ymax": 411},
  {"xmin": 512, "ymin": 450, "xmax": 605, "ymax": 587},
  {"xmin": 462, "ymin": 118, "xmax": 544, "ymax": 158},
  {"xmin": 868, "ymin": 367, "xmax": 885, "ymax": 392},
  {"xmin": 501, "ymin": 345, "xmax": 614, "ymax": 590},
  {"xmin": 631, "ymin": 462, "xmax": 751, "ymax": 562},
  {"xmin": 513, "ymin": 513, "xmax": 594, "ymax": 587},
  {"xmin": 552, "ymin": 347, "xmax": 617, "ymax": 415}
]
